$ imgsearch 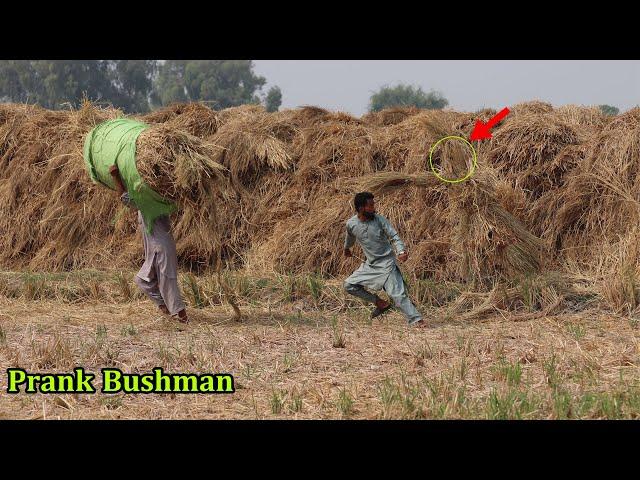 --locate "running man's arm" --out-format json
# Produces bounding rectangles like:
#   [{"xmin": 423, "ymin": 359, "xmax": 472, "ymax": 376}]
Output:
[
  {"xmin": 378, "ymin": 215, "xmax": 406, "ymax": 254},
  {"xmin": 344, "ymin": 222, "xmax": 356, "ymax": 256}
]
